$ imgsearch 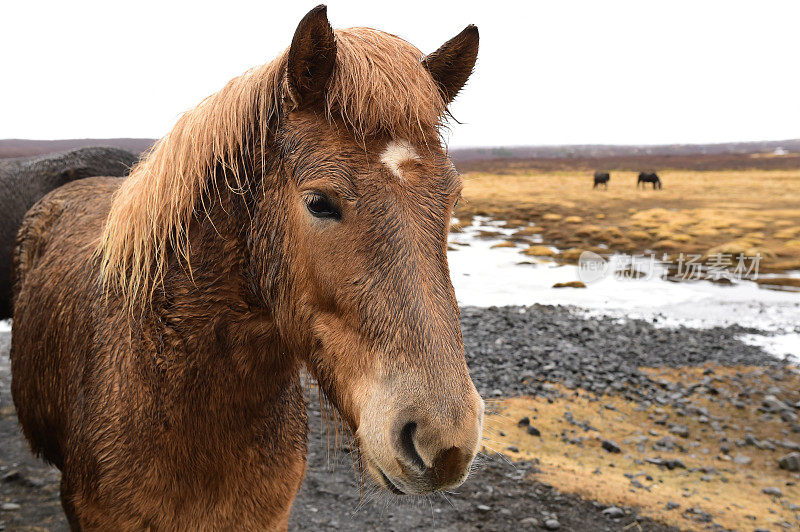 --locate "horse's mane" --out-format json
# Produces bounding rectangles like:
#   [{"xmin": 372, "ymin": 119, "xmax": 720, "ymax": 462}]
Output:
[{"xmin": 98, "ymin": 28, "xmax": 446, "ymax": 308}]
